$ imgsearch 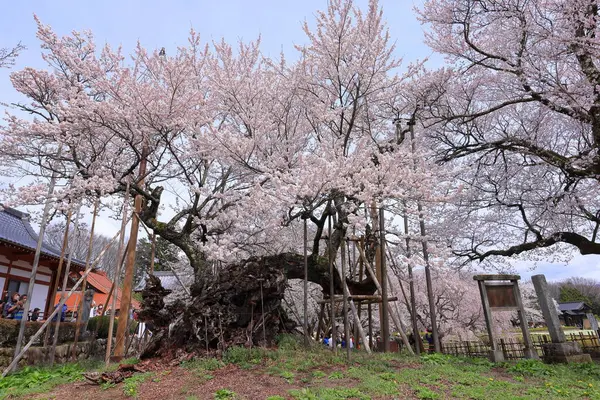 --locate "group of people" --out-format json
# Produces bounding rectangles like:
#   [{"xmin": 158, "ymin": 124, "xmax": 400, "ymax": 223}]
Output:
[
  {"xmin": 321, "ymin": 333, "xmax": 355, "ymax": 349},
  {"xmin": 0, "ymin": 291, "xmax": 41, "ymax": 321}
]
